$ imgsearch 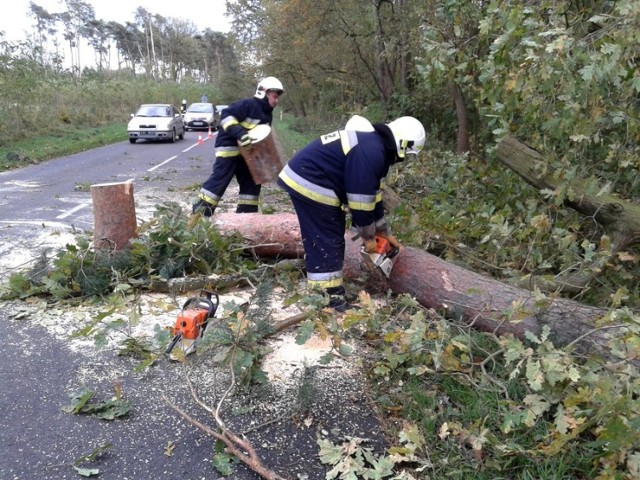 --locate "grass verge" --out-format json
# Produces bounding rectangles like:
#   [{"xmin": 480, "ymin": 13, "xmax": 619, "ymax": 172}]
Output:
[{"xmin": 0, "ymin": 124, "xmax": 127, "ymax": 172}]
